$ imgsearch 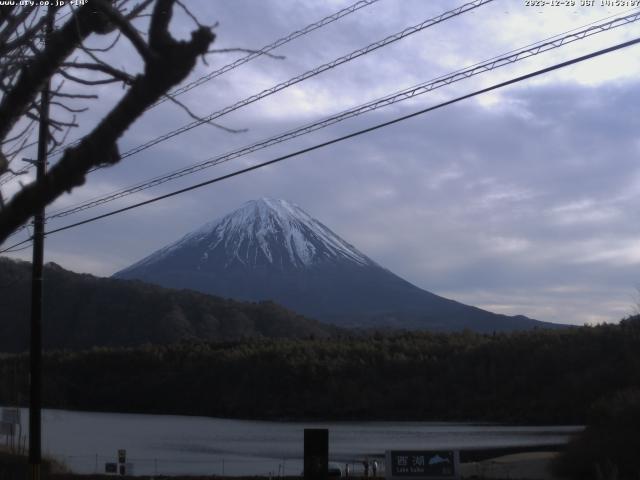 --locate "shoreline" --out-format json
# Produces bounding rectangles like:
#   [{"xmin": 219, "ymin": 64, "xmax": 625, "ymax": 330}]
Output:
[{"xmin": 1, "ymin": 404, "xmax": 587, "ymax": 427}]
